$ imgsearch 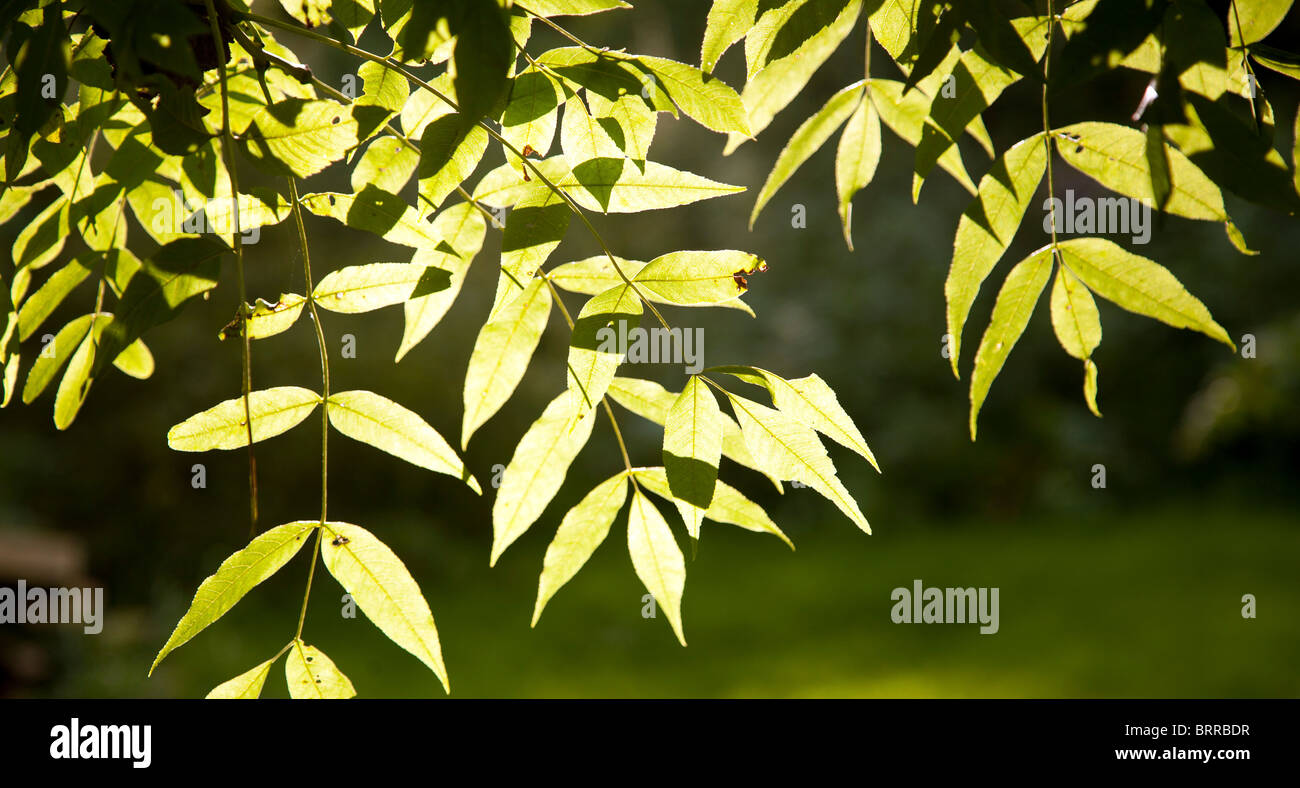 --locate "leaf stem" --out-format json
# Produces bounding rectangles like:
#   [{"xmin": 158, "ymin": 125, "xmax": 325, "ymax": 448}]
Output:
[
  {"xmin": 1041, "ymin": 0, "xmax": 1059, "ymax": 257},
  {"xmin": 204, "ymin": 0, "xmax": 259, "ymax": 535}
]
